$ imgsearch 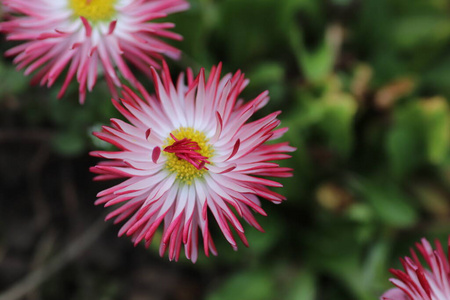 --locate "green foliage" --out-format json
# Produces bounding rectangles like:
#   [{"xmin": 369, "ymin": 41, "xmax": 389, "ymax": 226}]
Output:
[
  {"xmin": 207, "ymin": 269, "xmax": 276, "ymax": 300},
  {"xmin": 290, "ymin": 27, "xmax": 336, "ymax": 83},
  {"xmin": 387, "ymin": 97, "xmax": 450, "ymax": 177},
  {"xmin": 0, "ymin": 60, "xmax": 28, "ymax": 97},
  {"xmin": 1, "ymin": 0, "xmax": 450, "ymax": 299},
  {"xmin": 284, "ymin": 270, "xmax": 316, "ymax": 300},
  {"xmin": 352, "ymin": 179, "xmax": 418, "ymax": 227}
]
